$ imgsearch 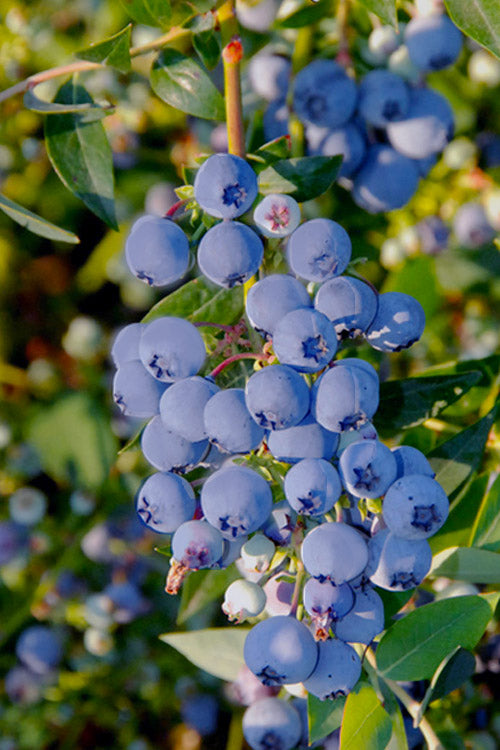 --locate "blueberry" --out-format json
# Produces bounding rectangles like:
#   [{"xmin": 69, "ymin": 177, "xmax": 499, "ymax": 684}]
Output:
[
  {"xmin": 301, "ymin": 522, "xmax": 369, "ymax": 584},
  {"xmin": 125, "ymin": 215, "xmax": 190, "ymax": 287},
  {"xmin": 273, "ymin": 308, "xmax": 338, "ymax": 373},
  {"xmin": 365, "ymin": 291, "xmax": 425, "ymax": 352},
  {"xmin": 16, "ymin": 625, "xmax": 62, "ymax": 675},
  {"xmin": 313, "ymin": 361, "xmax": 379, "ymax": 433},
  {"xmin": 387, "ymin": 88, "xmax": 454, "ymax": 160},
  {"xmin": 204, "ymin": 388, "xmax": 265, "ymax": 454},
  {"xmin": 368, "ymin": 528, "xmax": 432, "ymax": 591},
  {"xmin": 136, "ymin": 472, "xmax": 196, "ymax": 534},
  {"xmin": 382, "ymin": 473, "xmax": 449, "ymax": 540},
  {"xmin": 242, "ymin": 697, "xmax": 302, "ymax": 750},
  {"xmin": 453, "ymin": 202, "xmax": 496, "ymax": 249},
  {"xmin": 5, "ymin": 666, "xmax": 43, "ymax": 704},
  {"xmin": 197, "ymin": 221, "xmax": 264, "ymax": 288},
  {"xmin": 284, "ymin": 458, "xmax": 342, "ymax": 516},
  {"xmin": 267, "ymin": 412, "xmax": 339, "ymax": 464},
  {"xmin": 113, "ymin": 360, "xmax": 167, "ymax": 417},
  {"xmin": 416, "ymin": 215, "xmax": 450, "ymax": 254},
  {"xmin": 293, "ymin": 60, "xmax": 358, "ymax": 128},
  {"xmin": 352, "ymin": 144, "xmax": 420, "ymax": 213},
  {"xmin": 104, "ymin": 581, "xmax": 148, "ymax": 623},
  {"xmin": 253, "ymin": 194, "xmax": 301, "ymax": 239},
  {"xmin": 392, "ymin": 445, "xmax": 435, "ymax": 479},
  {"xmin": 245, "ymin": 274, "xmax": 311, "ymax": 338},
  {"xmin": 313, "ymin": 122, "xmax": 367, "ymax": 178},
  {"xmin": 247, "ymin": 53, "xmax": 291, "ymax": 102},
  {"xmin": 358, "ymin": 70, "xmax": 410, "ymax": 127},
  {"xmin": 405, "ymin": 13, "xmax": 462, "ymax": 72},
  {"xmin": 264, "ymin": 573, "xmax": 295, "ymax": 616},
  {"xmin": 141, "ymin": 416, "xmax": 208, "ymax": 472},
  {"xmin": 201, "ymin": 465, "xmax": 272, "ymax": 540},
  {"xmin": 367, "ymin": 25, "xmax": 401, "ymax": 63},
  {"xmin": 337, "ymin": 420, "xmax": 378, "ymax": 455},
  {"xmin": 263, "ymin": 100, "xmax": 290, "ymax": 141},
  {"xmin": 303, "ymin": 639, "xmax": 362, "ymax": 700},
  {"xmin": 110, "ymin": 322, "xmax": 144, "ymax": 367},
  {"xmin": 9, "ymin": 487, "xmax": 47, "ymax": 526},
  {"xmin": 222, "ymin": 579, "xmax": 267, "ymax": 622},
  {"xmin": 415, "ymin": 153, "xmax": 438, "ymax": 177},
  {"xmin": 139, "ymin": 316, "xmax": 206, "ymax": 382},
  {"xmin": 245, "ymin": 364, "xmax": 310, "ymax": 431},
  {"xmin": 303, "ymin": 578, "xmax": 355, "ymax": 638},
  {"xmin": 339, "ymin": 439, "xmax": 398, "ymax": 499},
  {"xmin": 314, "ymin": 276, "xmax": 378, "ymax": 339},
  {"xmin": 159, "ymin": 376, "xmax": 219, "ymax": 442},
  {"xmin": 171, "ymin": 520, "xmax": 224, "ymax": 569},
  {"xmin": 236, "ymin": 0, "xmax": 281, "ymax": 31},
  {"xmin": 261, "ymin": 501, "xmax": 297, "ymax": 547},
  {"xmin": 194, "ymin": 153, "xmax": 258, "ymax": 219},
  {"xmin": 244, "ymin": 615, "xmax": 318, "ymax": 686},
  {"xmin": 287, "ymin": 218, "xmax": 352, "ymax": 283},
  {"xmin": 334, "ymin": 586, "xmax": 385, "ymax": 644}
]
